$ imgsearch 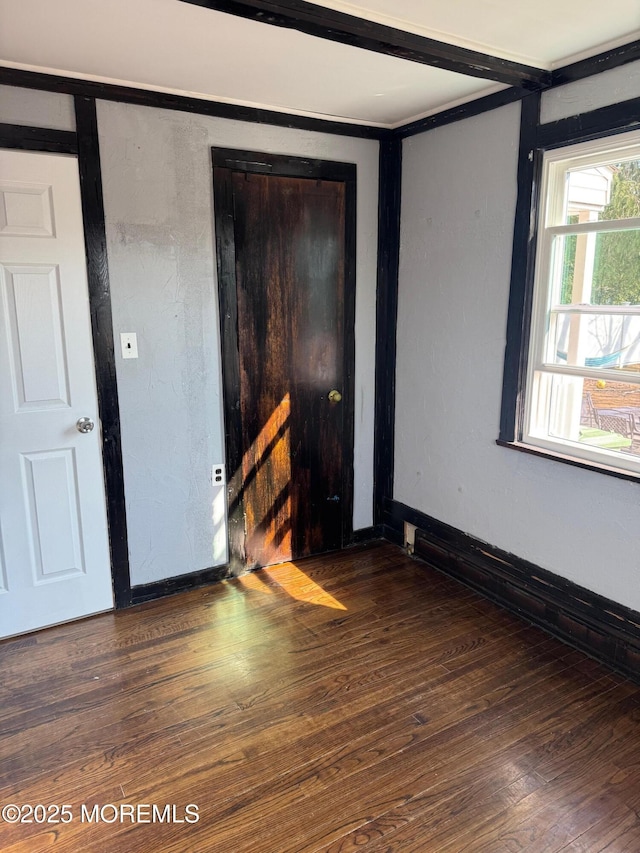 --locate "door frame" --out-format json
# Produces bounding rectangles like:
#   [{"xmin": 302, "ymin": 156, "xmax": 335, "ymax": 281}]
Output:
[
  {"xmin": 0, "ymin": 100, "xmax": 133, "ymax": 609},
  {"xmin": 212, "ymin": 147, "xmax": 357, "ymax": 570}
]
